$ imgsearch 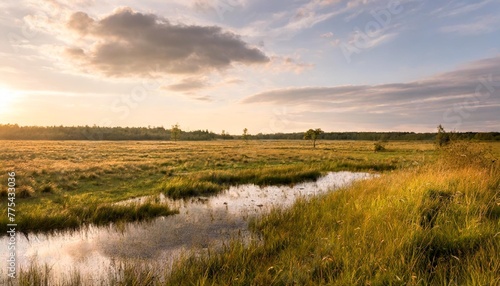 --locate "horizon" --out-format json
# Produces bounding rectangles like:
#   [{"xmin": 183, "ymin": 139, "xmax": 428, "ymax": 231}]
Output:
[
  {"xmin": 1, "ymin": 123, "xmax": 498, "ymax": 135},
  {"xmin": 1, "ymin": 1, "xmax": 499, "ymax": 134}
]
